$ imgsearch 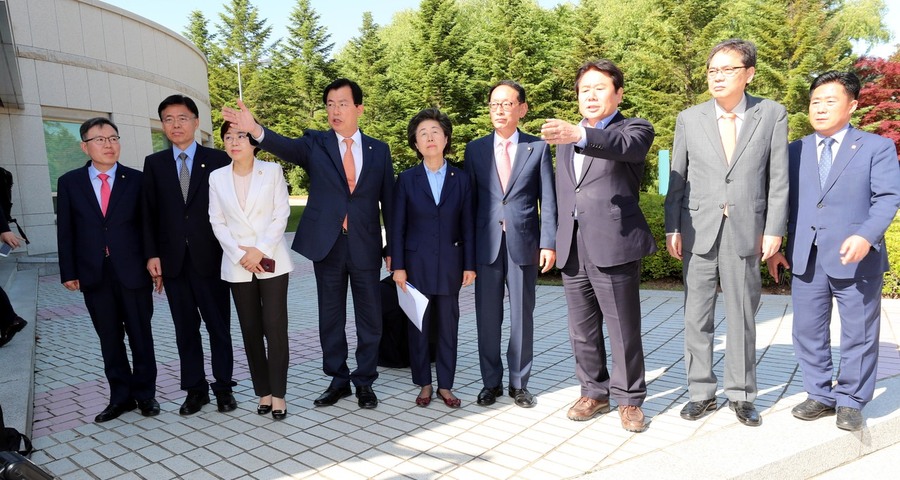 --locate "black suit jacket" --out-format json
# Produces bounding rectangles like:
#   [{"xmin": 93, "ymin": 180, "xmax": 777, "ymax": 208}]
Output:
[
  {"xmin": 142, "ymin": 144, "xmax": 230, "ymax": 278},
  {"xmin": 259, "ymin": 127, "xmax": 394, "ymax": 268},
  {"xmin": 555, "ymin": 113, "xmax": 657, "ymax": 268},
  {"xmin": 57, "ymin": 164, "xmax": 150, "ymax": 289}
]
